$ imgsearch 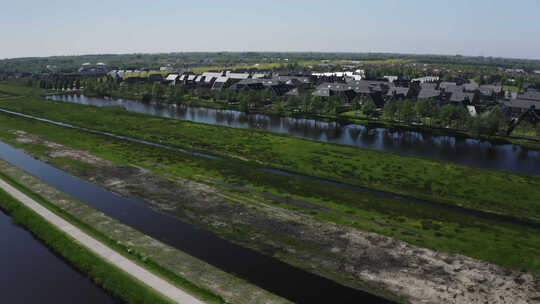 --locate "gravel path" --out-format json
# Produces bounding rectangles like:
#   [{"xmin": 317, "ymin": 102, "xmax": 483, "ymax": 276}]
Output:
[{"xmin": 0, "ymin": 178, "xmax": 206, "ymax": 304}]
